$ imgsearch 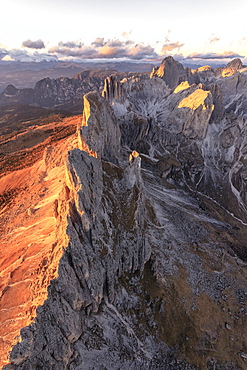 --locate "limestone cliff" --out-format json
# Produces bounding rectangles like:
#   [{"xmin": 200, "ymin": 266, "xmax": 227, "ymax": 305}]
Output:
[
  {"xmin": 1, "ymin": 57, "xmax": 247, "ymax": 370},
  {"xmin": 150, "ymin": 56, "xmax": 193, "ymax": 89}
]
